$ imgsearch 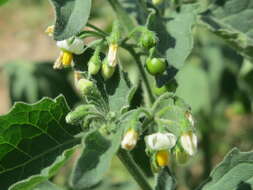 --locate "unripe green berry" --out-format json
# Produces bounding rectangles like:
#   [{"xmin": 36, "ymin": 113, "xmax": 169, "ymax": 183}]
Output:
[
  {"xmin": 76, "ymin": 79, "xmax": 94, "ymax": 95},
  {"xmin": 146, "ymin": 58, "xmax": 167, "ymax": 75},
  {"xmin": 101, "ymin": 62, "xmax": 115, "ymax": 80},
  {"xmin": 140, "ymin": 31, "xmax": 157, "ymax": 49},
  {"xmin": 174, "ymin": 147, "xmax": 189, "ymax": 165},
  {"xmin": 152, "ymin": 0, "xmax": 164, "ymax": 5}
]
